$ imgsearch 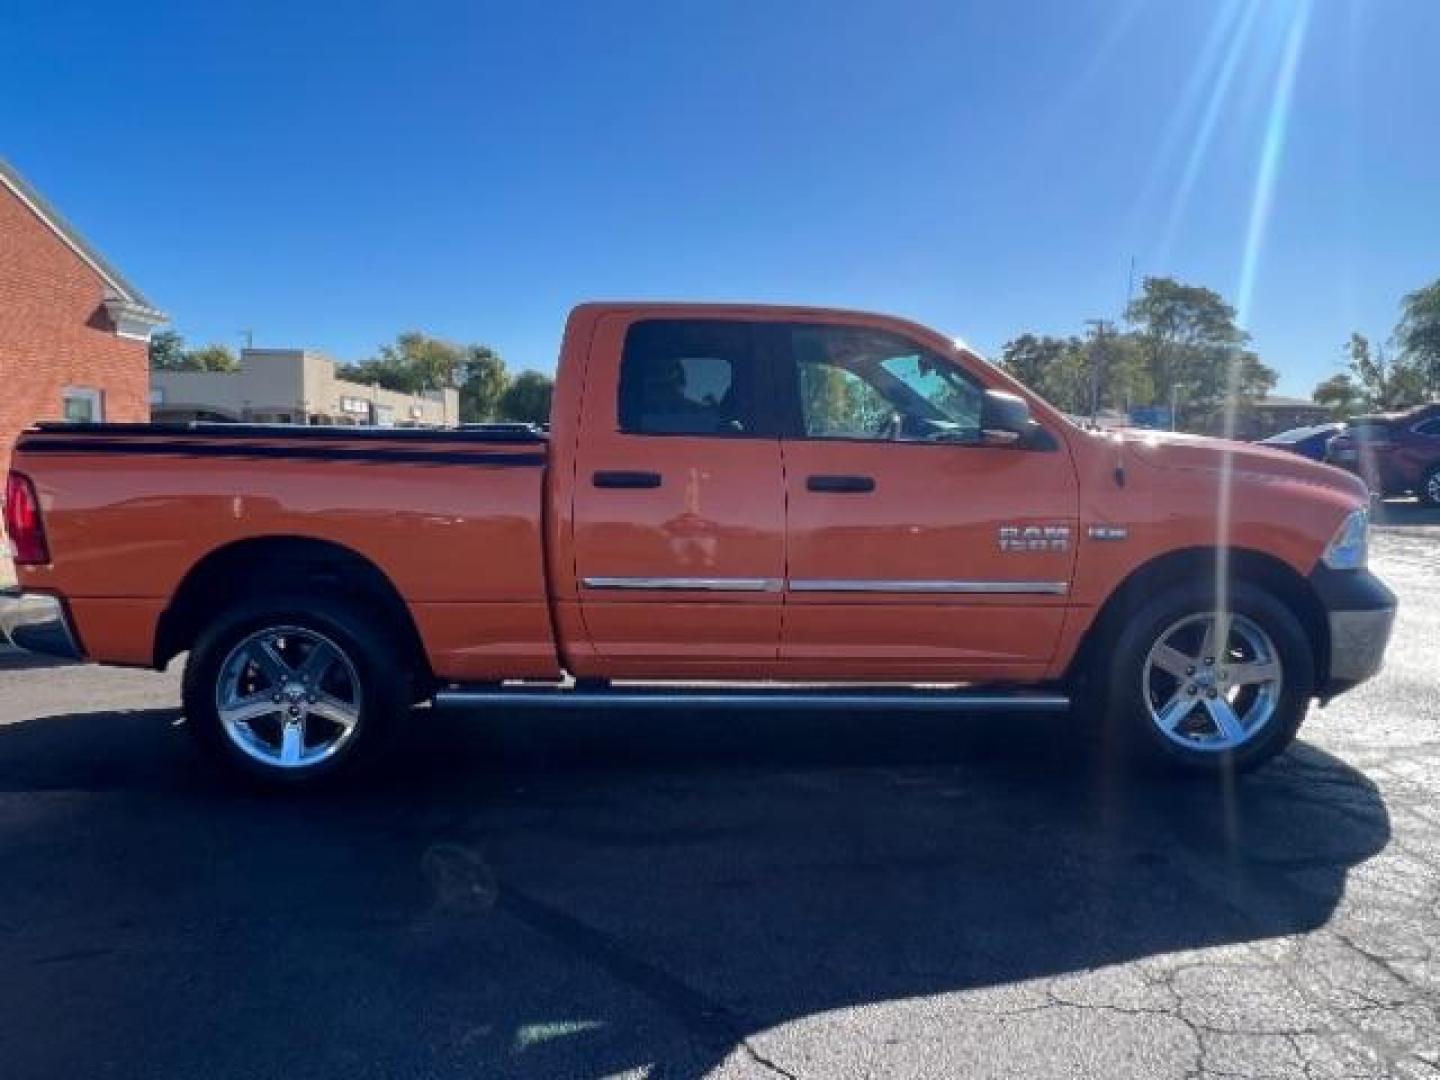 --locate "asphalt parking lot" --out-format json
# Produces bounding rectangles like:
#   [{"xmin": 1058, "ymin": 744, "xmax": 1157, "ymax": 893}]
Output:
[{"xmin": 1, "ymin": 510, "xmax": 1437, "ymax": 1080}]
